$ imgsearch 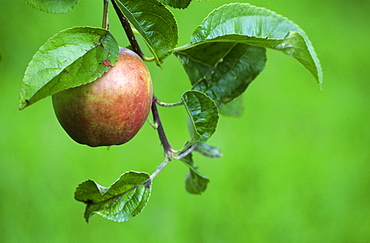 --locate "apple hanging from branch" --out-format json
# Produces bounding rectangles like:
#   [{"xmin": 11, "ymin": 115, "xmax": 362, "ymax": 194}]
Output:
[
  {"xmin": 19, "ymin": 0, "xmax": 323, "ymax": 223},
  {"xmin": 52, "ymin": 47, "xmax": 153, "ymax": 147}
]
